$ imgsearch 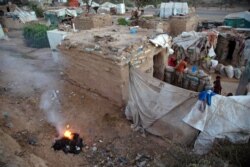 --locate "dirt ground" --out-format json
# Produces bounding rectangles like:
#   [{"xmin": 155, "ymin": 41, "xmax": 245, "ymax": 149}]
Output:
[{"xmin": 0, "ymin": 30, "xmax": 249, "ymax": 167}]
